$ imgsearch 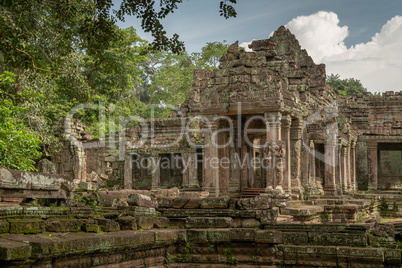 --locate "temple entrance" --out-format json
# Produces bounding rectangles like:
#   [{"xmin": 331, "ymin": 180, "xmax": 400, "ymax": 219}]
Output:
[
  {"xmin": 131, "ymin": 154, "xmax": 152, "ymax": 190},
  {"xmin": 196, "ymin": 148, "xmax": 203, "ymax": 187},
  {"xmin": 159, "ymin": 153, "xmax": 183, "ymax": 189},
  {"xmin": 315, "ymin": 143, "xmax": 325, "ymax": 187},
  {"xmin": 378, "ymin": 143, "xmax": 402, "ymax": 189}
]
